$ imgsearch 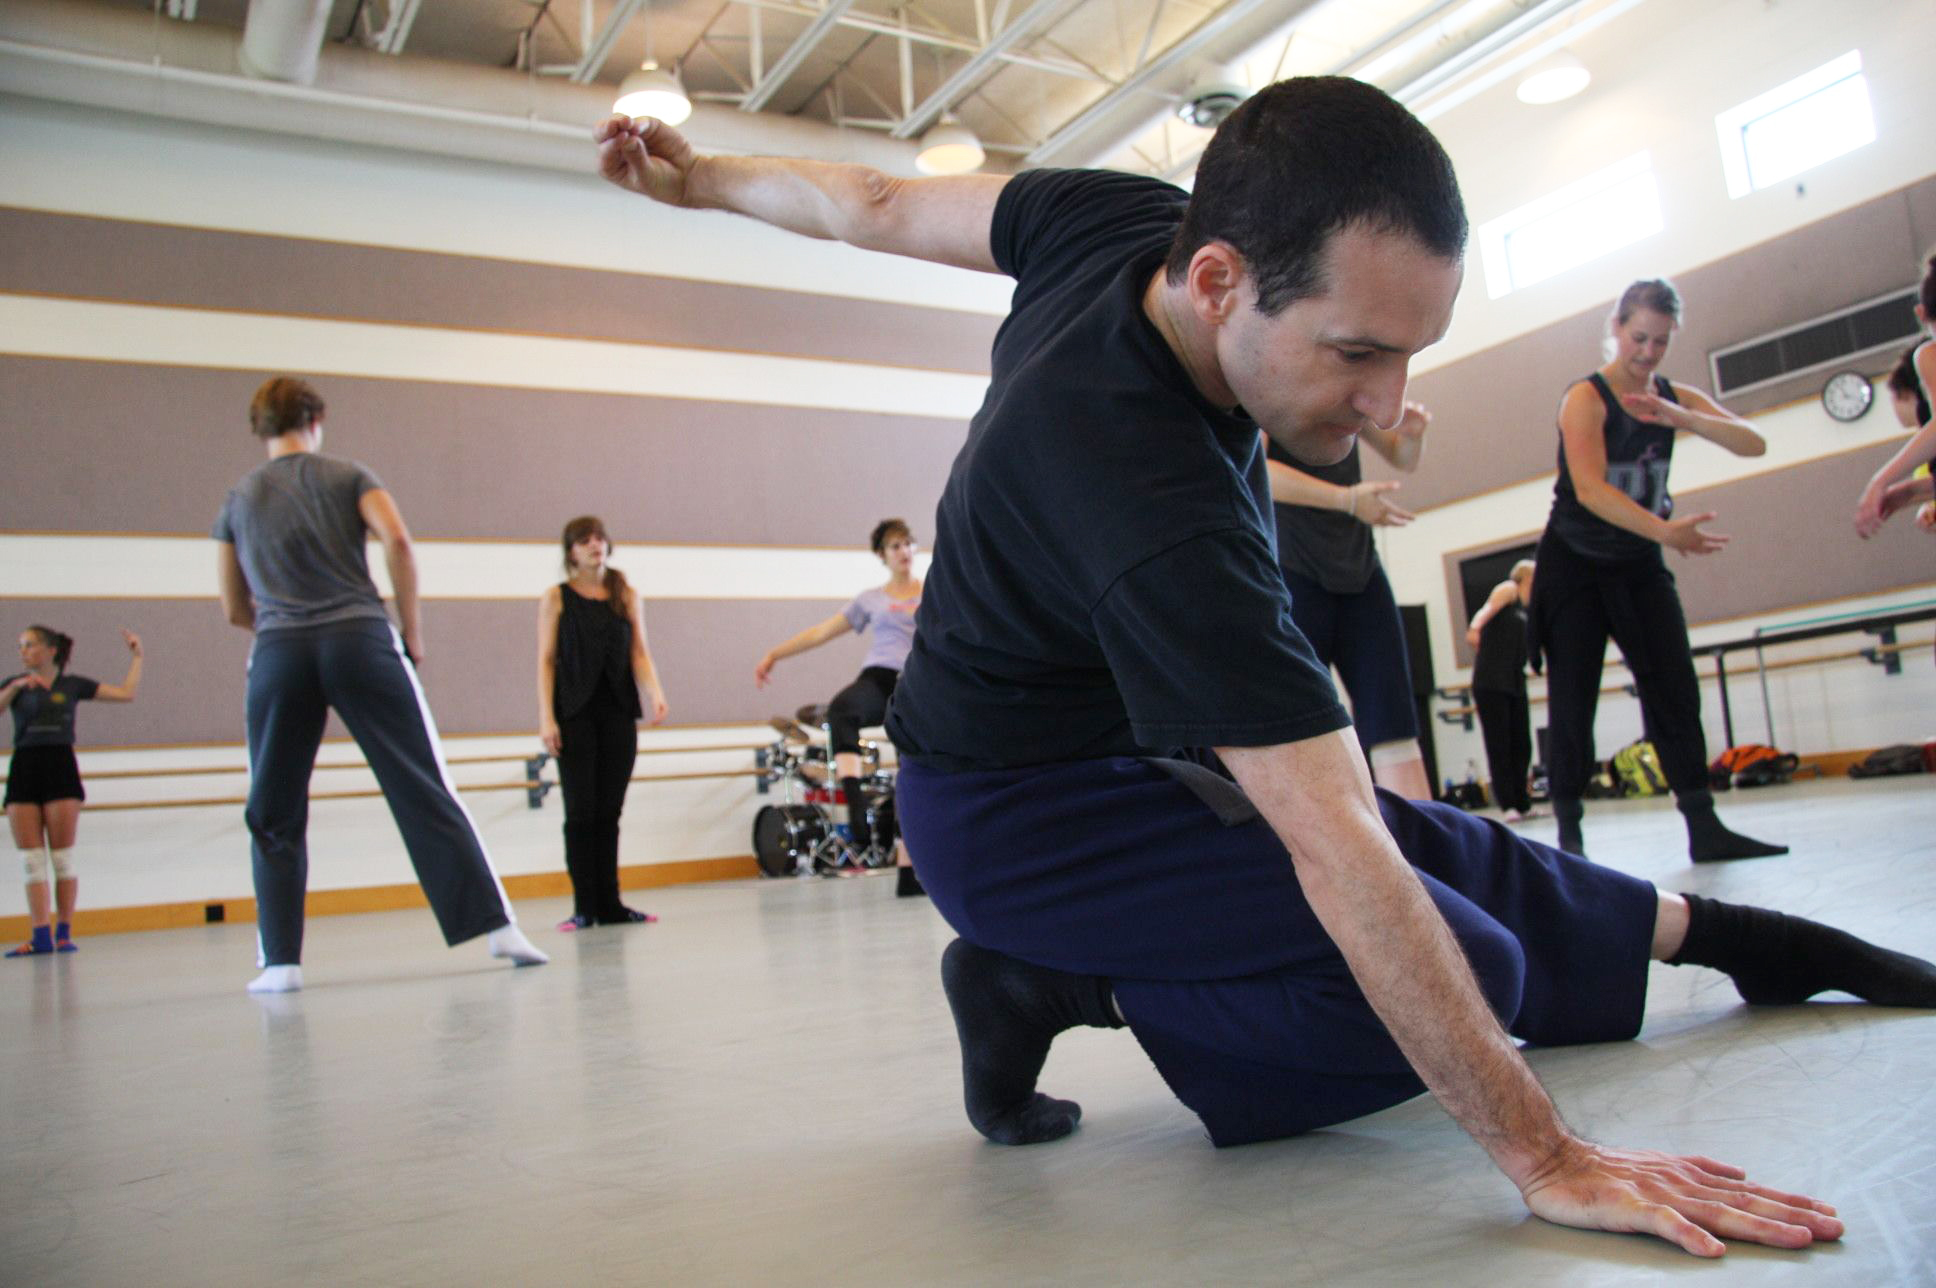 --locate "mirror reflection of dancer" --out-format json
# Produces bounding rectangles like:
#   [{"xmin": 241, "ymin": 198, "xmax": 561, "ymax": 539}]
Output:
[
  {"xmin": 1856, "ymin": 258, "xmax": 1936, "ymax": 537},
  {"xmin": 215, "ymin": 377, "xmax": 546, "ymax": 993},
  {"xmin": 1464, "ymin": 561, "xmax": 1539, "ymax": 822},
  {"xmin": 4, "ymin": 626, "xmax": 141, "ymax": 957},
  {"xmin": 1531, "ymin": 280, "xmax": 1785, "ymax": 862},
  {"xmin": 755, "ymin": 519, "xmax": 924, "ymax": 893},
  {"xmin": 1261, "ymin": 408, "xmax": 1435, "ymax": 799},
  {"xmin": 595, "ymin": 81, "xmax": 1935, "ymax": 1259},
  {"xmin": 537, "ymin": 516, "xmax": 668, "ymax": 931}
]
